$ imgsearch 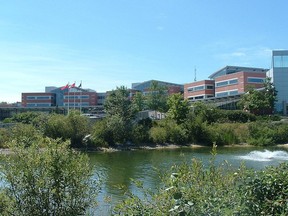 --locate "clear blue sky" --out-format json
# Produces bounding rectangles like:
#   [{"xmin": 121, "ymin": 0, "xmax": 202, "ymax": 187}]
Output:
[{"xmin": 0, "ymin": 0, "xmax": 287, "ymax": 102}]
